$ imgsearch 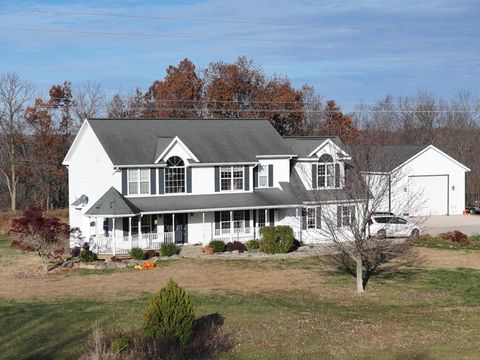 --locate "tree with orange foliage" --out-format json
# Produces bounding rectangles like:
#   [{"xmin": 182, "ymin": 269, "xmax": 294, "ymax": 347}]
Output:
[
  {"xmin": 144, "ymin": 59, "xmax": 202, "ymax": 119},
  {"xmin": 25, "ymin": 82, "xmax": 74, "ymax": 208},
  {"xmin": 320, "ymin": 100, "xmax": 359, "ymax": 143}
]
